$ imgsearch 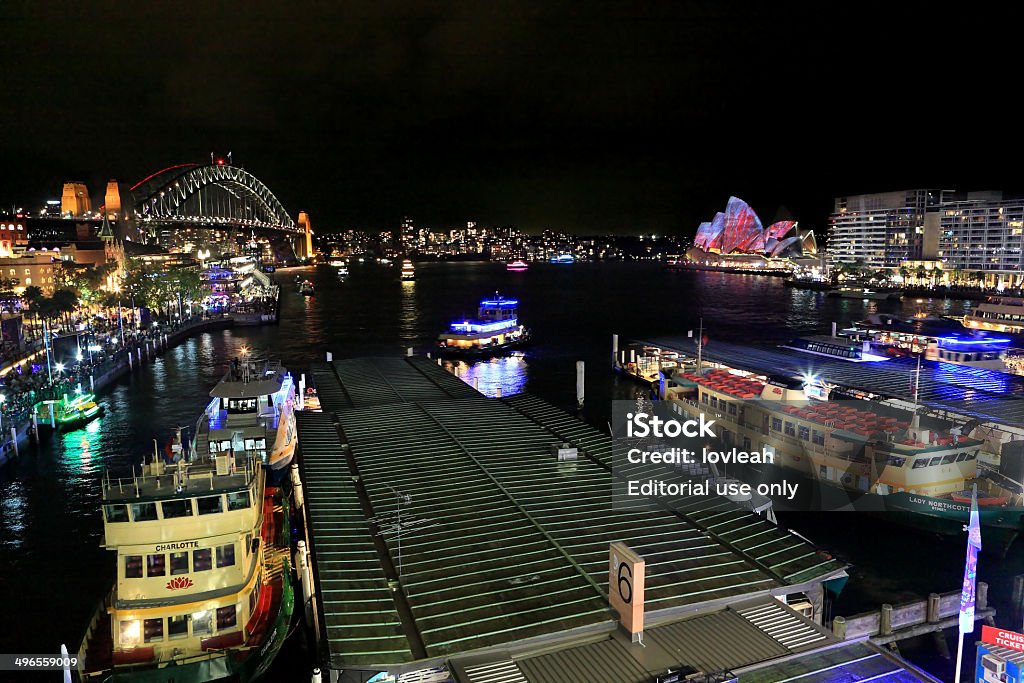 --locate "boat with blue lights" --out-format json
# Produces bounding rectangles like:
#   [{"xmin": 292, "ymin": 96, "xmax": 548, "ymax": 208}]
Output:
[
  {"xmin": 436, "ymin": 294, "xmax": 531, "ymax": 357},
  {"xmin": 549, "ymin": 254, "xmax": 575, "ymax": 264}
]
